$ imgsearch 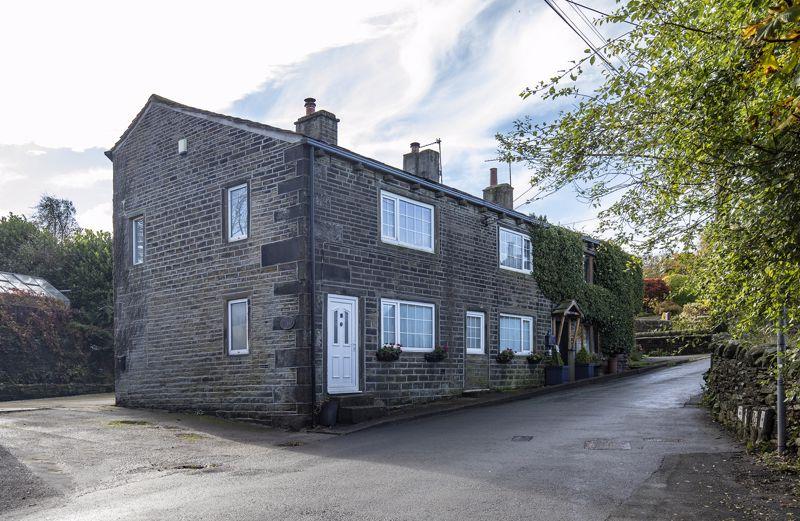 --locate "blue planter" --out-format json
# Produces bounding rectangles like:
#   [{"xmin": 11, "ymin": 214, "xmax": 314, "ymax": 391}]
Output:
[
  {"xmin": 545, "ymin": 366, "xmax": 569, "ymax": 385},
  {"xmin": 575, "ymin": 363, "xmax": 597, "ymax": 380}
]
